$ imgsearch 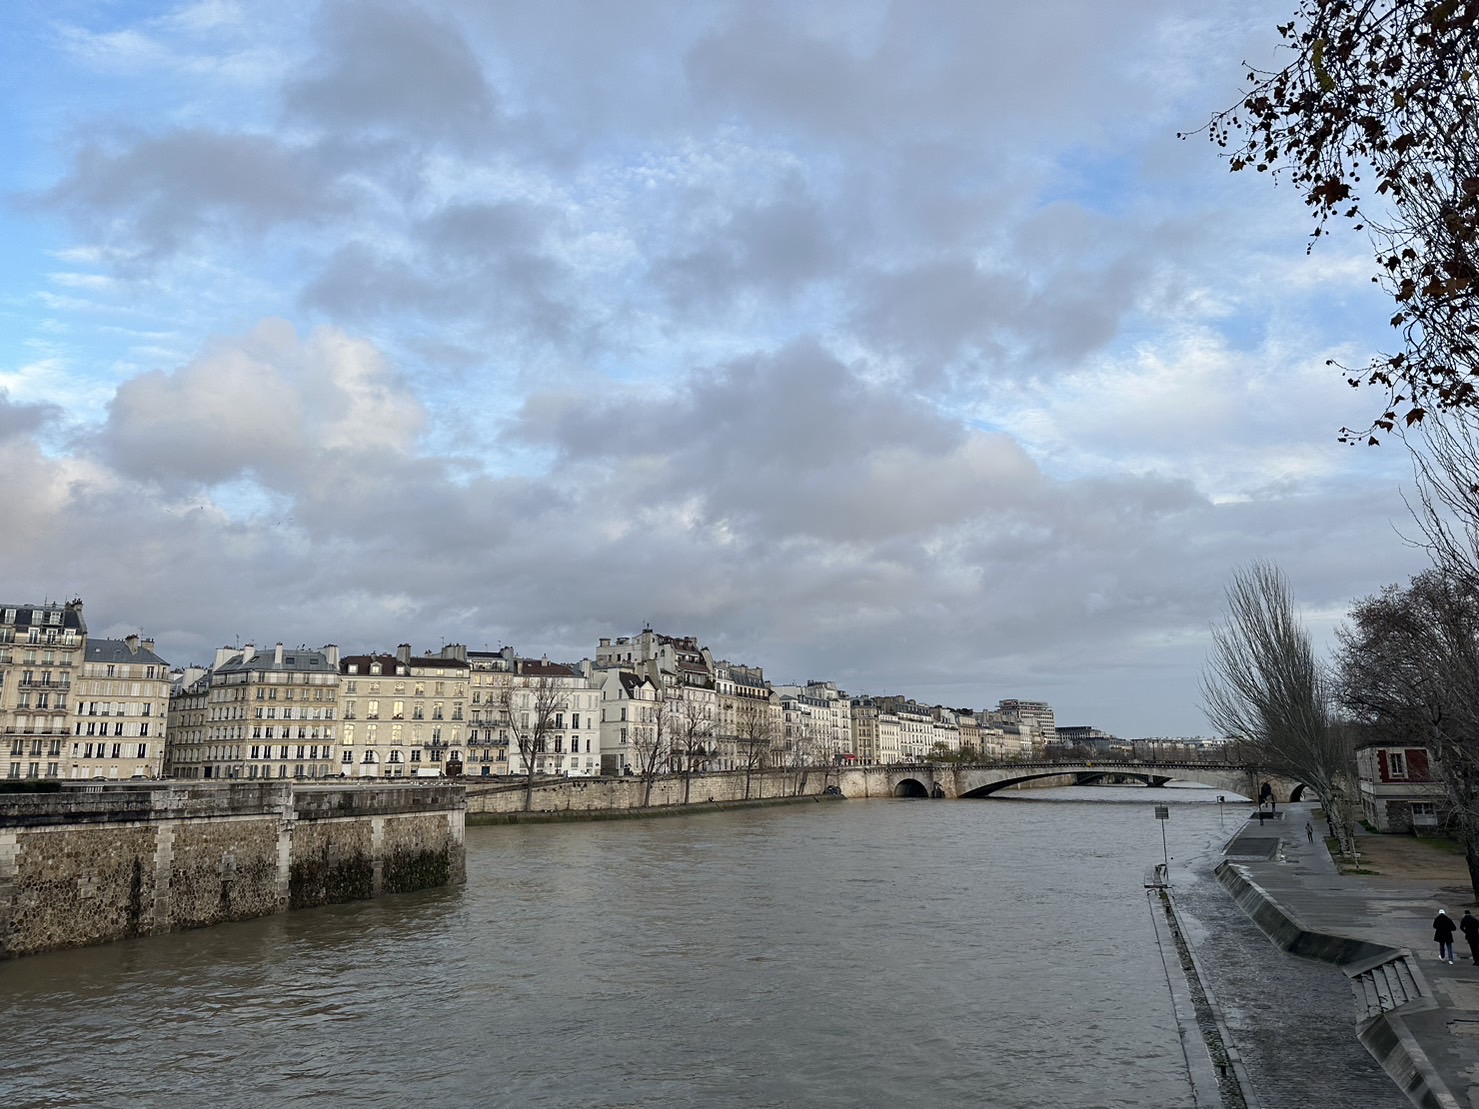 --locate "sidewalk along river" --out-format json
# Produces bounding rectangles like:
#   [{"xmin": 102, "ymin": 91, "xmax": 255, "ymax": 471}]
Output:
[{"xmin": 0, "ymin": 784, "xmax": 1234, "ymax": 1108}]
